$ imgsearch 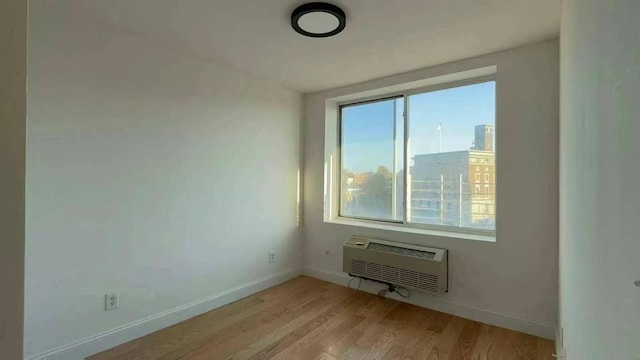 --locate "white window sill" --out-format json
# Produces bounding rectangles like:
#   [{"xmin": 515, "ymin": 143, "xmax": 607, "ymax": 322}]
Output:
[{"xmin": 325, "ymin": 217, "xmax": 496, "ymax": 243}]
